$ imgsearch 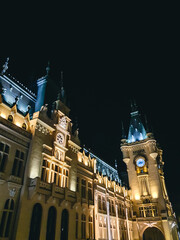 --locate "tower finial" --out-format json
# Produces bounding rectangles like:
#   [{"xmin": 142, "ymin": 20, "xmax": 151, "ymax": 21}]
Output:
[
  {"xmin": 46, "ymin": 61, "xmax": 50, "ymax": 76},
  {"xmin": 144, "ymin": 114, "xmax": 150, "ymax": 133},
  {"xmin": 57, "ymin": 70, "xmax": 66, "ymax": 103},
  {"xmin": 1, "ymin": 57, "xmax": 9, "ymax": 75},
  {"xmin": 130, "ymin": 98, "xmax": 138, "ymax": 113}
]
